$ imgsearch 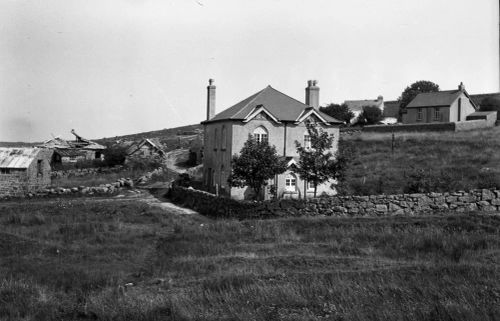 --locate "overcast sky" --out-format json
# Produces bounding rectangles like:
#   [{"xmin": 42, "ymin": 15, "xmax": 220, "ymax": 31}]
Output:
[{"xmin": 0, "ymin": 0, "xmax": 498, "ymax": 141}]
